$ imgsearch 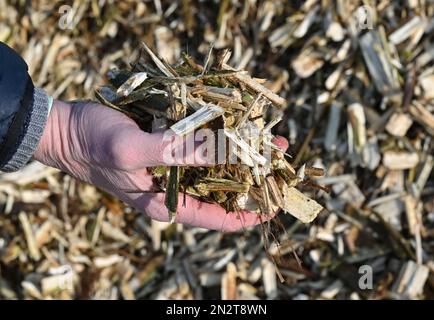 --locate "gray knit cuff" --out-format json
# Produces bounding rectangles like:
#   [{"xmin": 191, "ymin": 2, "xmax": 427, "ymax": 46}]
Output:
[{"xmin": 1, "ymin": 88, "xmax": 51, "ymax": 172}]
